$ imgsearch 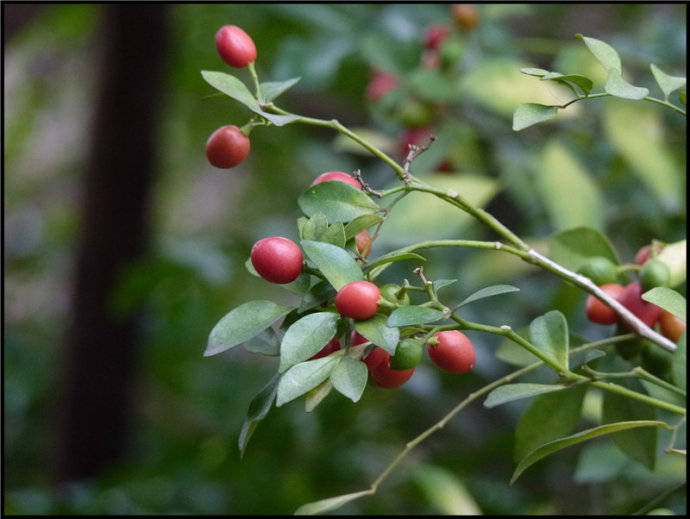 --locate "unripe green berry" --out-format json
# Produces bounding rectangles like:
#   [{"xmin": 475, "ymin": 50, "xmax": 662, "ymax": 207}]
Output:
[
  {"xmin": 639, "ymin": 258, "xmax": 671, "ymax": 292},
  {"xmin": 577, "ymin": 256, "xmax": 617, "ymax": 285},
  {"xmin": 380, "ymin": 284, "xmax": 410, "ymax": 306},
  {"xmin": 390, "ymin": 338, "xmax": 423, "ymax": 370}
]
